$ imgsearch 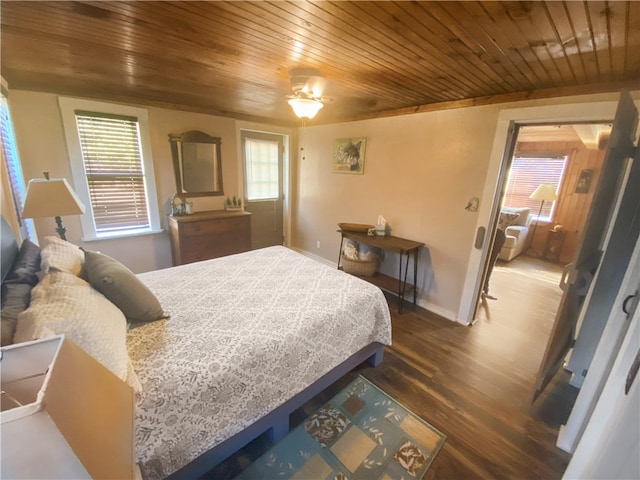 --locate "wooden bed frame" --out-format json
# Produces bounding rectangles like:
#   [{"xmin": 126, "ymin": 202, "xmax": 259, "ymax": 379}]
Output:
[
  {"xmin": 170, "ymin": 342, "xmax": 384, "ymax": 479},
  {"xmin": 1, "ymin": 217, "xmax": 386, "ymax": 479}
]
